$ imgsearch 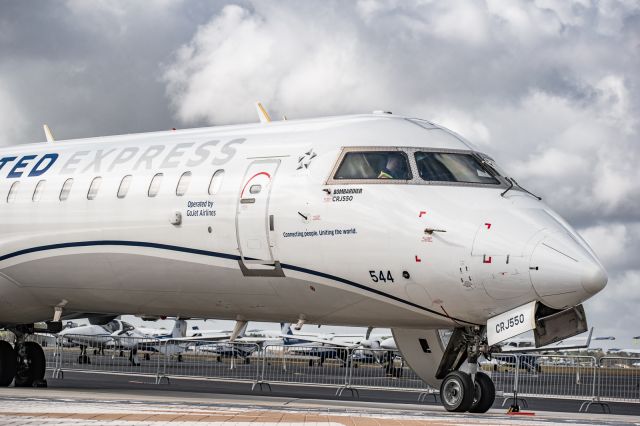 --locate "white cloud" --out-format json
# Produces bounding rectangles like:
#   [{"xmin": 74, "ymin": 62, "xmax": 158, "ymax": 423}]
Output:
[
  {"xmin": 164, "ymin": 1, "xmax": 639, "ymax": 223},
  {"xmin": 585, "ymin": 269, "xmax": 640, "ymax": 341},
  {"xmin": 579, "ymin": 223, "xmax": 640, "ymax": 271}
]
